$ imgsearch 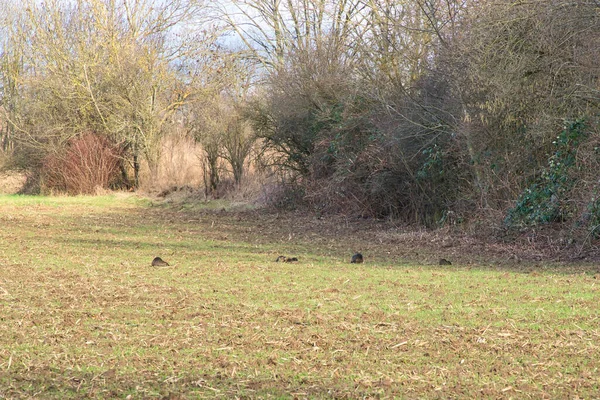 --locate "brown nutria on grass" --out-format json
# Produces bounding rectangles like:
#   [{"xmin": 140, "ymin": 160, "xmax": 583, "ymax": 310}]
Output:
[
  {"xmin": 276, "ymin": 256, "xmax": 299, "ymax": 263},
  {"xmin": 152, "ymin": 257, "xmax": 170, "ymax": 267},
  {"xmin": 351, "ymin": 253, "xmax": 363, "ymax": 263},
  {"xmin": 439, "ymin": 258, "xmax": 452, "ymax": 265}
]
